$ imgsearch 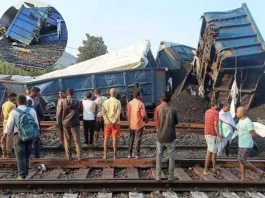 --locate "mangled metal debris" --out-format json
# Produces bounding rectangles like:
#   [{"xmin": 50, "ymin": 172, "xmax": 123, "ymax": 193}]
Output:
[
  {"xmin": 156, "ymin": 41, "xmax": 195, "ymax": 94},
  {"xmin": 0, "ymin": 2, "xmax": 68, "ymax": 70},
  {"xmin": 192, "ymin": 3, "xmax": 265, "ymax": 109}
]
